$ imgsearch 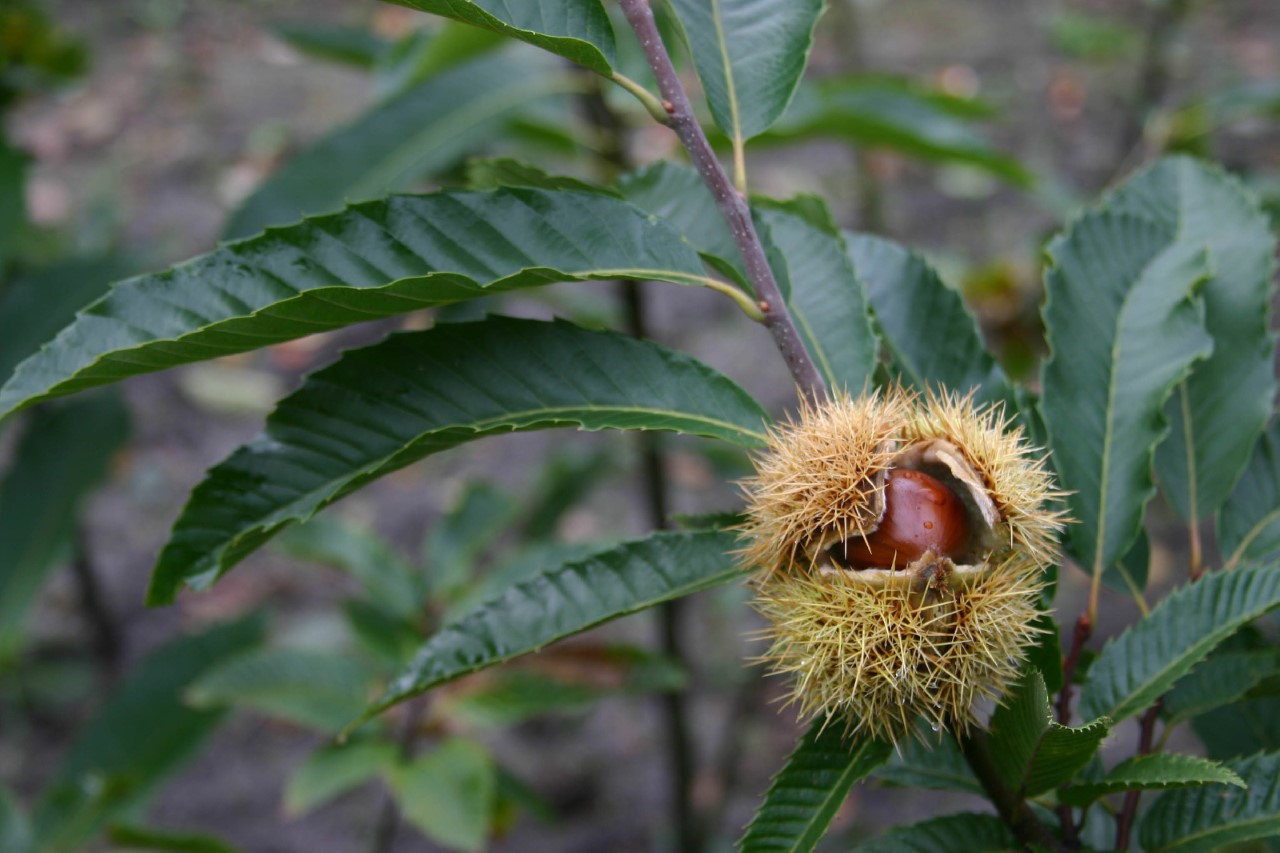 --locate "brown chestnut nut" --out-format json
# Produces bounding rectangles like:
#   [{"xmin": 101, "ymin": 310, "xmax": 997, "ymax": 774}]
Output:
[{"xmin": 841, "ymin": 468, "xmax": 968, "ymax": 569}]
